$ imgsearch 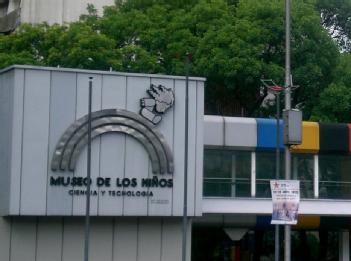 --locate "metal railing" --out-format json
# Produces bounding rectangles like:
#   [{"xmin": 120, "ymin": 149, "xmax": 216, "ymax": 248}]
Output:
[{"xmin": 203, "ymin": 178, "xmax": 351, "ymax": 200}]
